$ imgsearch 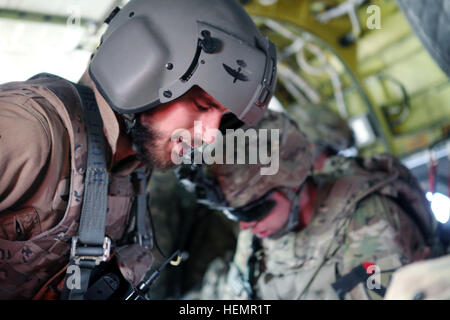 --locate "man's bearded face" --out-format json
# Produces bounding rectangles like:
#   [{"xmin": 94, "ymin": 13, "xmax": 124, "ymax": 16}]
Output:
[{"xmin": 131, "ymin": 86, "xmax": 228, "ymax": 170}]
